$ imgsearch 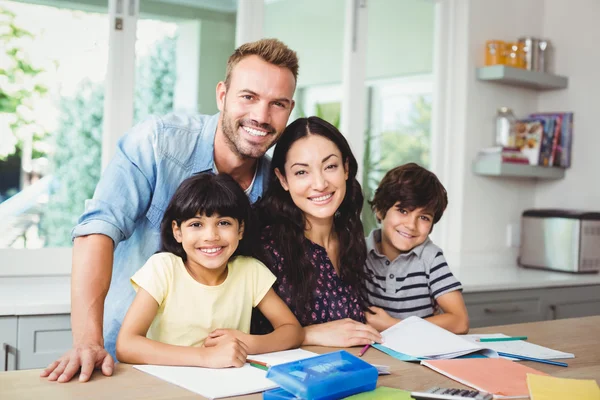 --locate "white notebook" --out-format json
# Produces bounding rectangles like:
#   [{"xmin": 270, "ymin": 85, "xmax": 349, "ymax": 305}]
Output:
[
  {"xmin": 463, "ymin": 334, "xmax": 574, "ymax": 360},
  {"xmin": 379, "ymin": 316, "xmax": 497, "ymax": 359}
]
